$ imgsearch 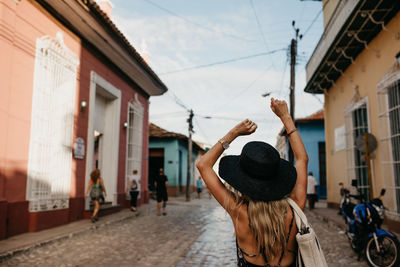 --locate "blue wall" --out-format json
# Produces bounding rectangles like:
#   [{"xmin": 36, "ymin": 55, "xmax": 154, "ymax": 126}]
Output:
[
  {"xmin": 149, "ymin": 139, "xmax": 197, "ymax": 187},
  {"xmin": 286, "ymin": 122, "xmax": 326, "ymax": 198}
]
